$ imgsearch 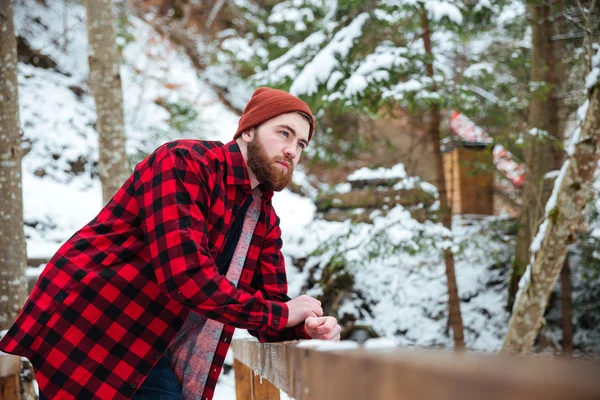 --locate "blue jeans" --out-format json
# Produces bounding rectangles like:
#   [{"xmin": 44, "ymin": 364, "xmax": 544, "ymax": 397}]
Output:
[
  {"xmin": 38, "ymin": 356, "xmax": 181, "ymax": 400},
  {"xmin": 133, "ymin": 355, "xmax": 182, "ymax": 399}
]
